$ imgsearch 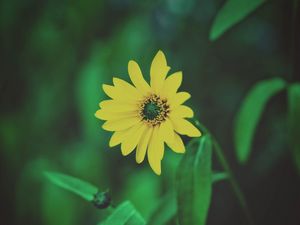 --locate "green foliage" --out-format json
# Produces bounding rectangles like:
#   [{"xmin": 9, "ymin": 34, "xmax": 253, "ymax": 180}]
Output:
[
  {"xmin": 176, "ymin": 135, "xmax": 212, "ymax": 225},
  {"xmin": 147, "ymin": 171, "xmax": 227, "ymax": 225},
  {"xmin": 210, "ymin": 0, "xmax": 267, "ymax": 41},
  {"xmin": 123, "ymin": 170, "xmax": 160, "ymax": 220},
  {"xmin": 1, "ymin": 0, "xmax": 297, "ymax": 224},
  {"xmin": 44, "ymin": 171, "xmax": 98, "ymax": 201},
  {"xmin": 212, "ymin": 172, "xmax": 229, "ymax": 183},
  {"xmin": 76, "ymin": 43, "xmax": 107, "ymax": 142},
  {"xmin": 147, "ymin": 192, "xmax": 176, "ymax": 225},
  {"xmin": 41, "ymin": 182, "xmax": 79, "ymax": 225},
  {"xmin": 99, "ymin": 201, "xmax": 146, "ymax": 225},
  {"xmin": 288, "ymin": 83, "xmax": 300, "ymax": 174},
  {"xmin": 234, "ymin": 78, "xmax": 286, "ymax": 164}
]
